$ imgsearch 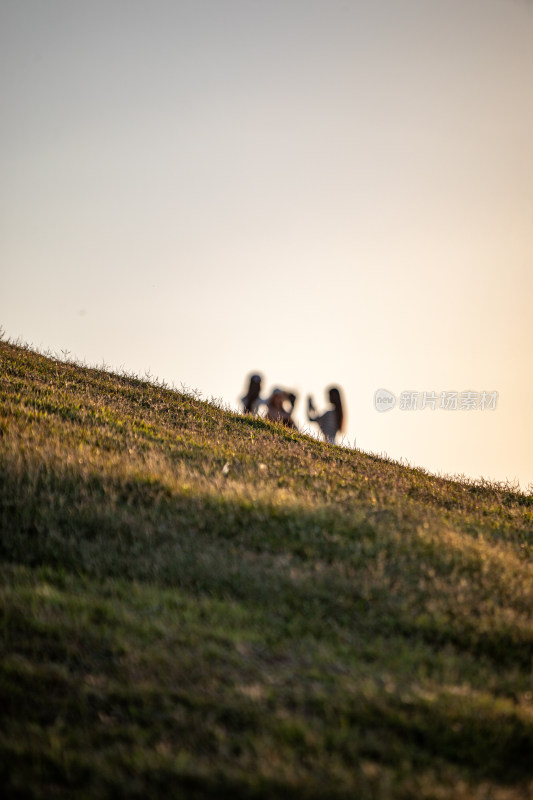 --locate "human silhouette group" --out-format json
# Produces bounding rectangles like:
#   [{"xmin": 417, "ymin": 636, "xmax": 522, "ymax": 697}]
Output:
[{"xmin": 241, "ymin": 374, "xmax": 345, "ymax": 445}]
